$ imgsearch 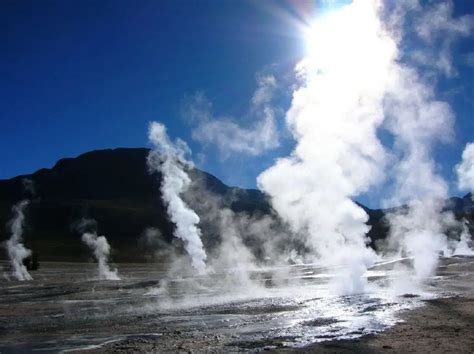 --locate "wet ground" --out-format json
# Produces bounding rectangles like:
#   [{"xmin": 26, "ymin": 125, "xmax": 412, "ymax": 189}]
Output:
[{"xmin": 0, "ymin": 256, "xmax": 473, "ymax": 352}]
